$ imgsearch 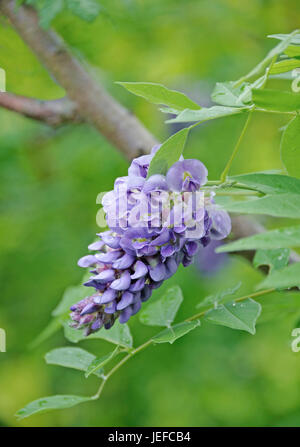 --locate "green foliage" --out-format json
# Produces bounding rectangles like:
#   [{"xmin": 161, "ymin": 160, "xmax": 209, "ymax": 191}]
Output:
[
  {"xmin": 204, "ymin": 299, "xmax": 262, "ymax": 335},
  {"xmin": 196, "ymin": 282, "xmax": 242, "ymax": 309},
  {"xmin": 63, "ymin": 320, "xmax": 133, "ymax": 348},
  {"xmin": 147, "ymin": 128, "xmax": 189, "ymax": 177},
  {"xmin": 166, "ymin": 105, "xmax": 247, "ymax": 124},
  {"xmin": 219, "ymin": 193, "xmax": 300, "ymax": 218},
  {"xmin": 25, "ymin": 0, "xmax": 101, "ymax": 28},
  {"xmin": 217, "ymin": 225, "xmax": 300, "ymax": 252},
  {"xmin": 139, "ymin": 285, "xmax": 183, "ymax": 327},
  {"xmin": 252, "ymin": 88, "xmax": 300, "ymax": 112},
  {"xmin": 152, "ymin": 320, "xmax": 200, "ymax": 344},
  {"xmin": 281, "ymin": 116, "xmax": 300, "ymax": 178},
  {"xmin": 211, "ymin": 82, "xmax": 251, "ymax": 107},
  {"xmin": 117, "ymin": 82, "xmax": 201, "ymax": 111},
  {"xmin": 84, "ymin": 346, "xmax": 120, "ymax": 378},
  {"xmin": 230, "ymin": 173, "xmax": 300, "ymax": 195},
  {"xmin": 269, "ymin": 59, "xmax": 300, "ymax": 75},
  {"xmin": 258, "ymin": 262, "xmax": 300, "ymax": 290},
  {"xmin": 16, "ymin": 395, "xmax": 91, "ymax": 420},
  {"xmin": 45, "ymin": 347, "xmax": 103, "ymax": 377},
  {"xmin": 253, "ymin": 249, "xmax": 290, "ymax": 272}
]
